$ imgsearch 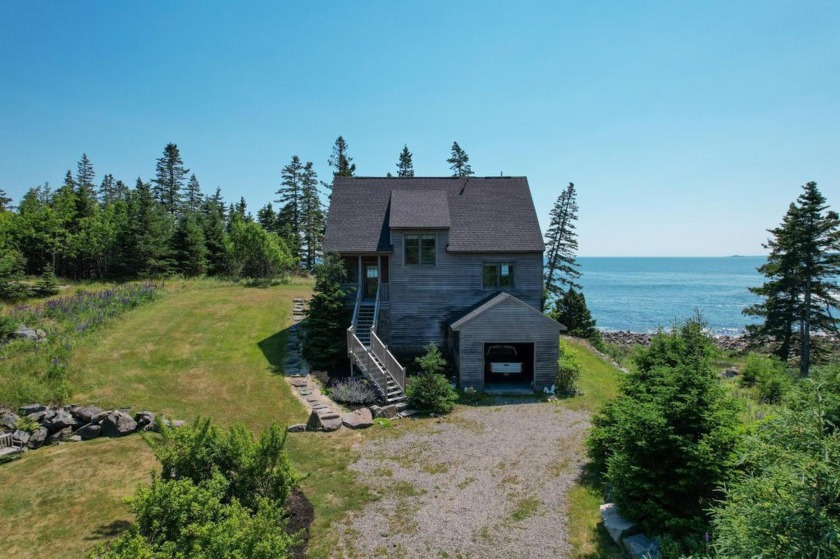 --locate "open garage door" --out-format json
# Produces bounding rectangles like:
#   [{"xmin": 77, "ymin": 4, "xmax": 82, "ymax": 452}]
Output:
[{"xmin": 484, "ymin": 342, "xmax": 534, "ymax": 385}]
